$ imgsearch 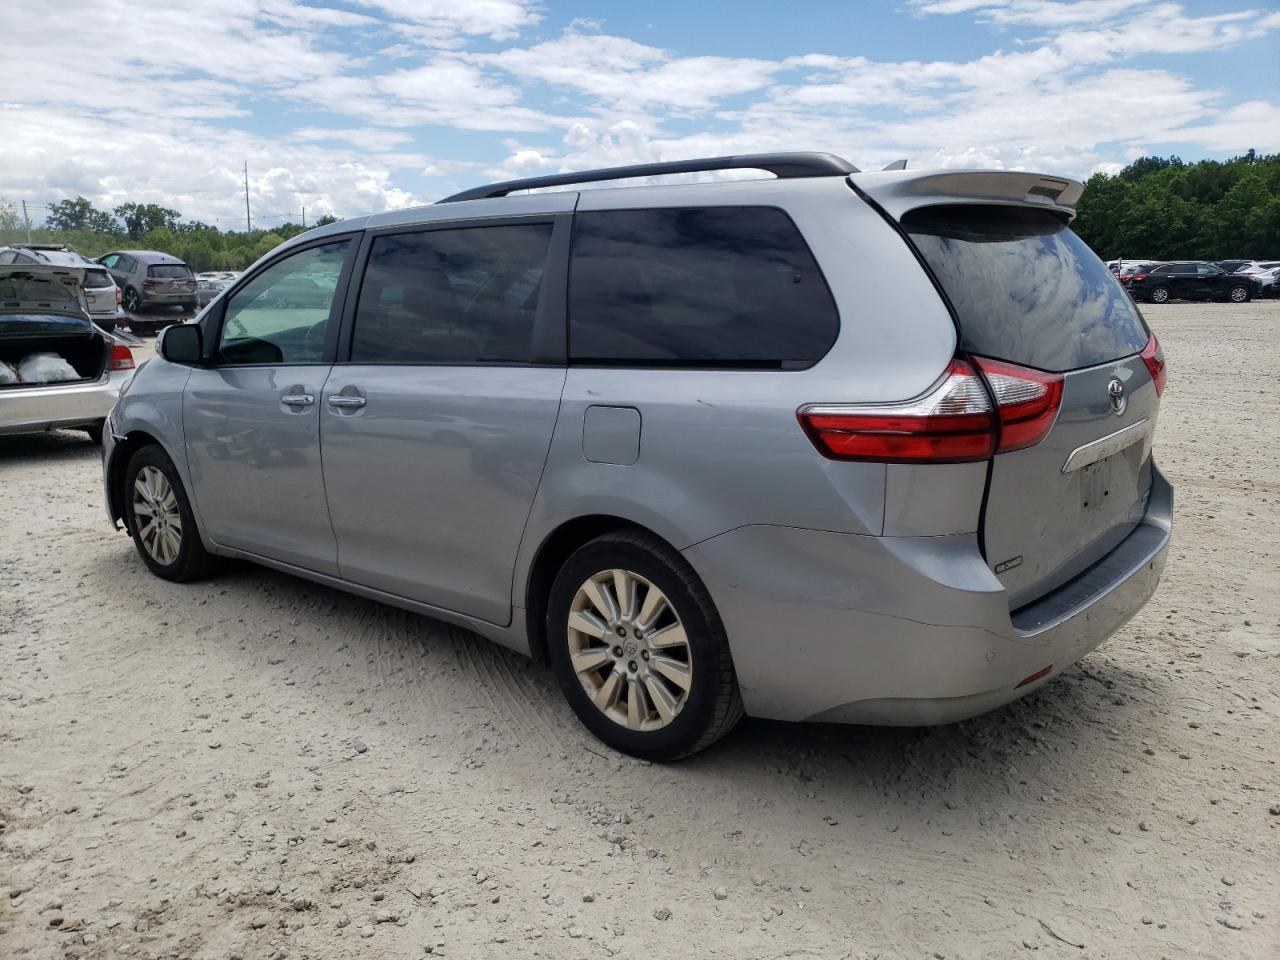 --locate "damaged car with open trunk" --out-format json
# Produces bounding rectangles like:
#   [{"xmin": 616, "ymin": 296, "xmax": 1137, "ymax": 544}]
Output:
[{"xmin": 0, "ymin": 264, "xmax": 136, "ymax": 443}]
